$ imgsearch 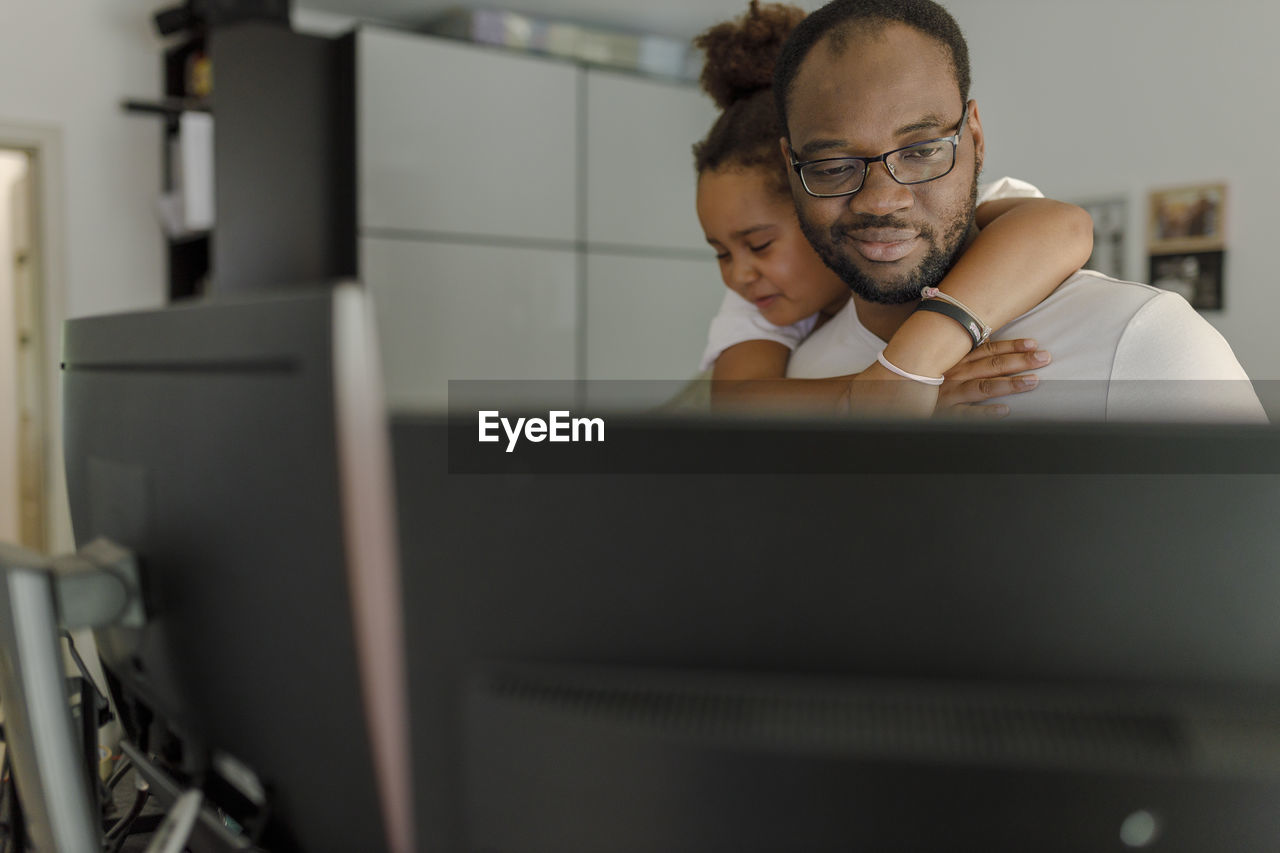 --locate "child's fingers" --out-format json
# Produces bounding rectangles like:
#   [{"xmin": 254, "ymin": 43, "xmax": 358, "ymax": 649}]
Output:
[
  {"xmin": 961, "ymin": 338, "xmax": 1038, "ymax": 364},
  {"xmin": 946, "ymin": 348, "xmax": 1051, "ymax": 382}
]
